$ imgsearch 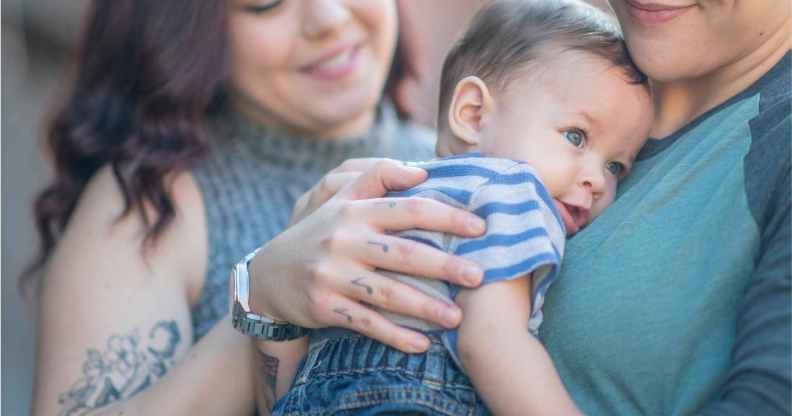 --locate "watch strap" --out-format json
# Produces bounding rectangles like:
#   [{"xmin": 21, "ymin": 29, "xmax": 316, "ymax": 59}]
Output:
[
  {"xmin": 231, "ymin": 303, "xmax": 309, "ymax": 340},
  {"xmin": 230, "ymin": 249, "xmax": 308, "ymax": 341}
]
